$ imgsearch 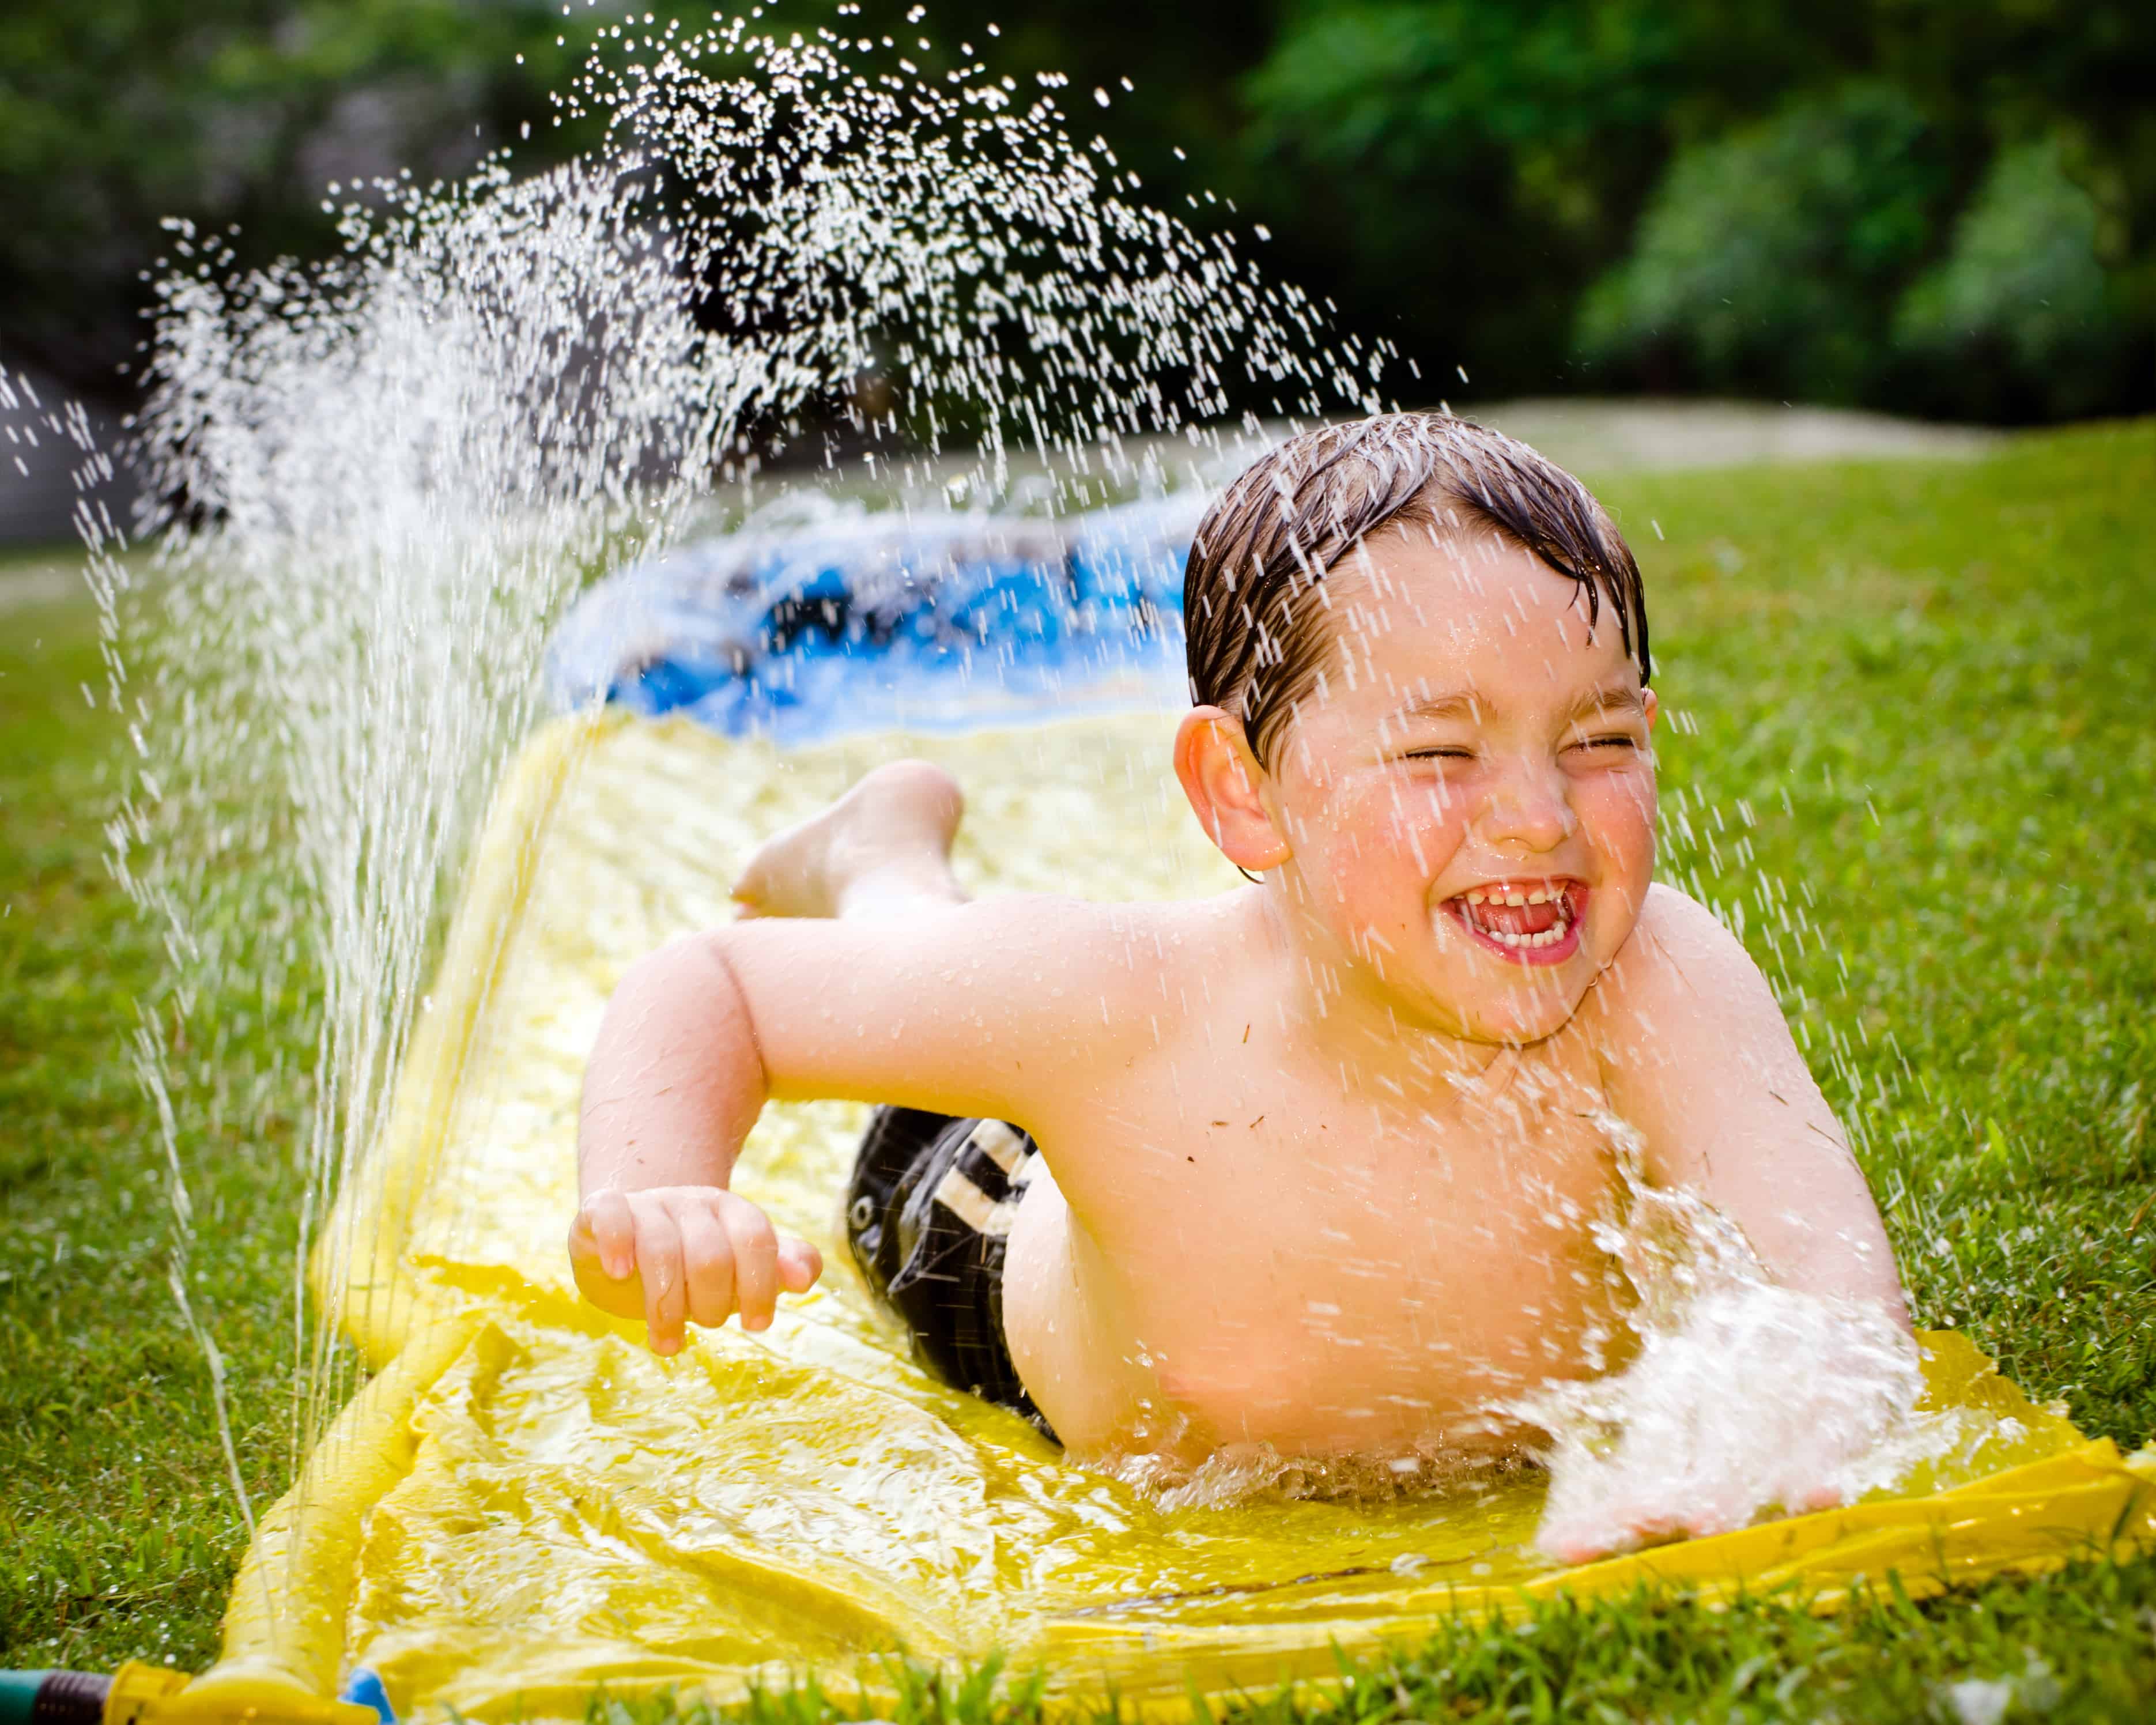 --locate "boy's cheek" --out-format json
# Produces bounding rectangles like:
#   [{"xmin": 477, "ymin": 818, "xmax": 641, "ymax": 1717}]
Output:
[
  {"xmin": 1315, "ymin": 810, "xmax": 1468, "ymax": 948},
  {"xmin": 1329, "ymin": 777, "xmax": 1467, "ymax": 875},
  {"xmin": 1579, "ymin": 775, "xmax": 1658, "ymax": 873}
]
